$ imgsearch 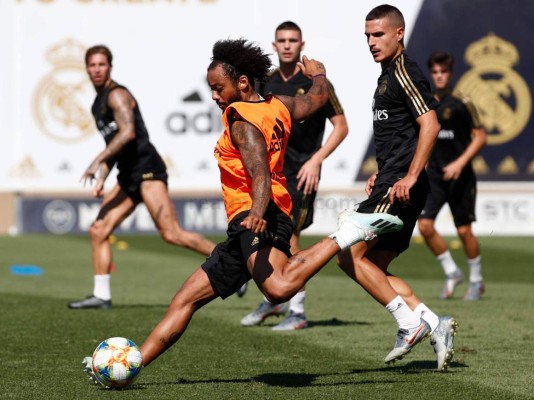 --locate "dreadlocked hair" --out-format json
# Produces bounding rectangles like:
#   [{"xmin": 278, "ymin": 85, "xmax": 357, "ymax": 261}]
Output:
[{"xmin": 208, "ymin": 38, "xmax": 272, "ymax": 84}]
